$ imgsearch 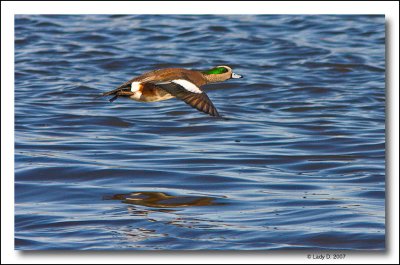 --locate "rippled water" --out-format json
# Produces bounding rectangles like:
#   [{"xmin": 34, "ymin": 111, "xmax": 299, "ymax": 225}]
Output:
[{"xmin": 15, "ymin": 15, "xmax": 385, "ymax": 250}]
